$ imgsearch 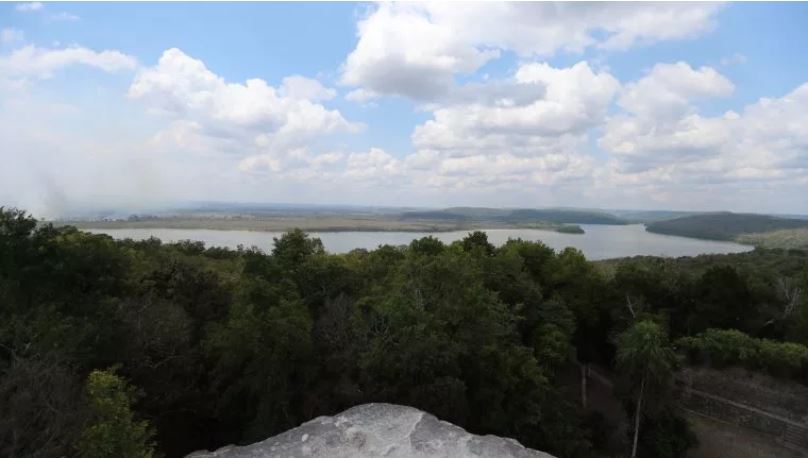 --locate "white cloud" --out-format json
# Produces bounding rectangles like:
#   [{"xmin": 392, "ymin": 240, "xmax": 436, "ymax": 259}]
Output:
[
  {"xmin": 344, "ymin": 147, "xmax": 401, "ymax": 180},
  {"xmin": 601, "ymin": 62, "xmax": 734, "ymax": 172},
  {"xmin": 413, "ymin": 61, "xmax": 619, "ymax": 157},
  {"xmin": 405, "ymin": 151, "xmax": 596, "ymax": 191},
  {"xmin": 279, "ymin": 75, "xmax": 336, "ymax": 101},
  {"xmin": 342, "ymin": 3, "xmax": 499, "ymax": 100},
  {"xmin": 49, "ymin": 12, "xmax": 81, "ymax": 22},
  {"xmin": 15, "ymin": 2, "xmax": 43, "ymax": 12},
  {"xmin": 379, "ymin": 61, "xmax": 619, "ymax": 192},
  {"xmin": 342, "ymin": 2, "xmax": 720, "ymax": 100},
  {"xmin": 0, "ymin": 45, "xmax": 137, "ymax": 82},
  {"xmin": 616, "ymin": 62, "xmax": 734, "ymax": 119},
  {"xmin": 600, "ymin": 68, "xmax": 808, "ymax": 199},
  {"xmin": 13, "ymin": 1, "xmax": 79, "ymax": 22},
  {"xmin": 345, "ymin": 88, "xmax": 379, "ymax": 103},
  {"xmin": 601, "ymin": 112, "xmax": 734, "ymax": 173},
  {"xmin": 1, "ymin": 28, "xmax": 24, "ymax": 44},
  {"xmin": 130, "ymin": 48, "xmax": 361, "ymax": 172},
  {"xmin": 5, "ymin": 4, "xmax": 807, "ymax": 214},
  {"xmin": 239, "ymin": 148, "xmax": 344, "ymax": 175},
  {"xmin": 236, "ymin": 145, "xmax": 407, "ymax": 189}
]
